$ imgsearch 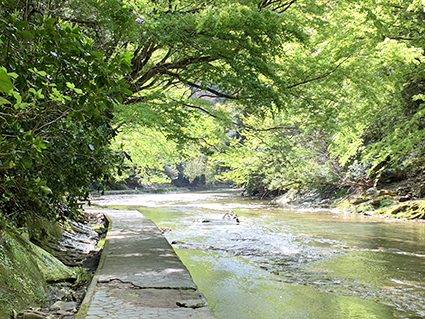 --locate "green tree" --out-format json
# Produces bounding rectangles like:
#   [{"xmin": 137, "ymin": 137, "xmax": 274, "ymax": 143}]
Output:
[
  {"xmin": 0, "ymin": 1, "xmax": 131, "ymax": 228},
  {"xmin": 207, "ymin": 0, "xmax": 425, "ymax": 195}
]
